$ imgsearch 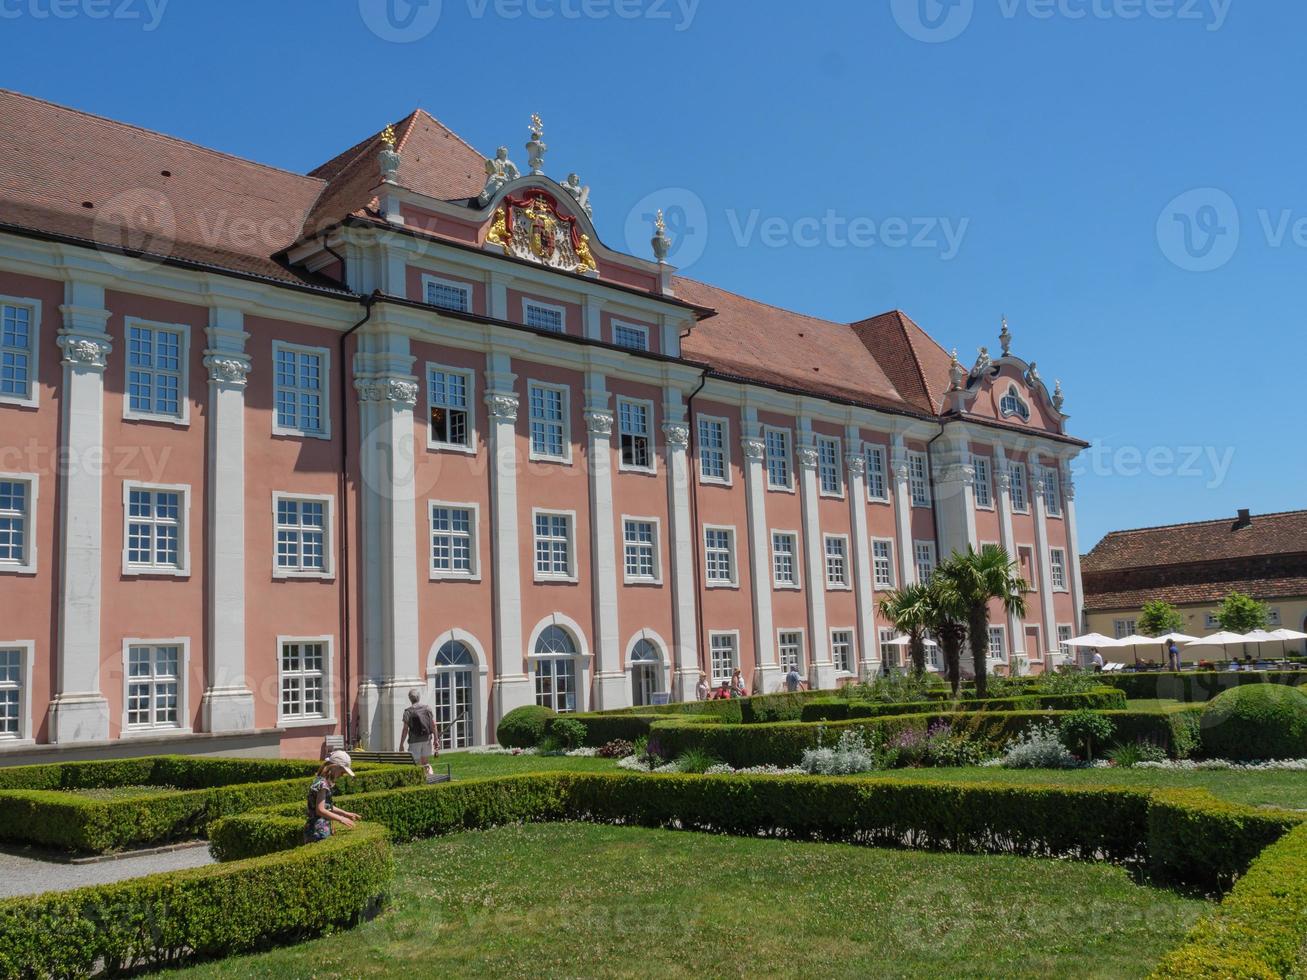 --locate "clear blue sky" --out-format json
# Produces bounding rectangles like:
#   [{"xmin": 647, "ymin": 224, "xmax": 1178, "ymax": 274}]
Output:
[{"xmin": 2, "ymin": 0, "xmax": 1299, "ymax": 550}]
